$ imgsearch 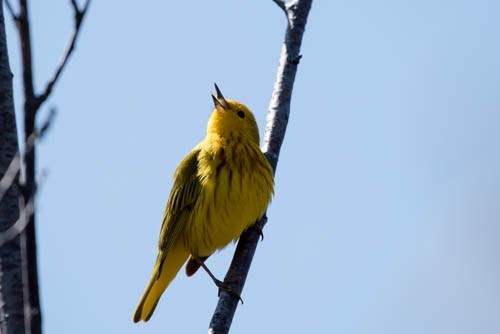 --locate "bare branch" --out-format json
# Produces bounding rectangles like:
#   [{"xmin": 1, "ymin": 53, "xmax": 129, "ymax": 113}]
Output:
[
  {"xmin": 70, "ymin": 0, "xmax": 79, "ymax": 12},
  {"xmin": 0, "ymin": 108, "xmax": 55, "ymax": 203},
  {"xmin": 0, "ymin": 153, "xmax": 20, "ymax": 203},
  {"xmin": 37, "ymin": 107, "xmax": 57, "ymax": 138},
  {"xmin": 0, "ymin": 2, "xmax": 25, "ymax": 331},
  {"xmin": 208, "ymin": 1, "xmax": 313, "ymax": 333},
  {"xmin": 273, "ymin": 0, "xmax": 287, "ymax": 13},
  {"xmin": 0, "ymin": 194, "xmax": 35, "ymax": 248},
  {"xmin": 3, "ymin": 1, "xmax": 89, "ymax": 333},
  {"xmin": 35, "ymin": 0, "xmax": 91, "ymax": 110},
  {"xmin": 4, "ymin": 0, "xmax": 20, "ymax": 21}
]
